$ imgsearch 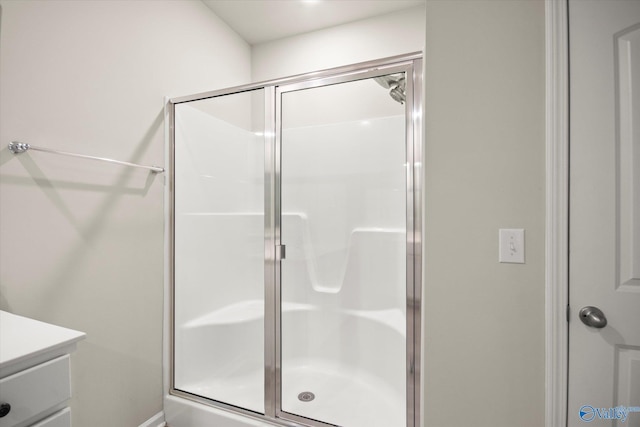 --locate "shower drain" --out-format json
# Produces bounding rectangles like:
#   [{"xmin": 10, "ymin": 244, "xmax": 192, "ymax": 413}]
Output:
[{"xmin": 298, "ymin": 391, "xmax": 315, "ymax": 402}]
